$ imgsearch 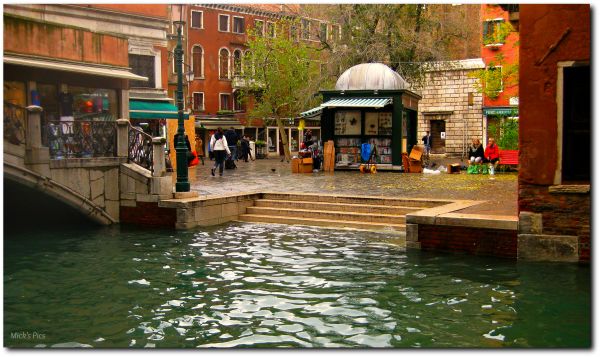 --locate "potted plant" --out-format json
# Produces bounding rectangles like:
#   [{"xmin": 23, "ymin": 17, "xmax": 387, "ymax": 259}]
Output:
[{"xmin": 254, "ymin": 140, "xmax": 266, "ymax": 159}]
